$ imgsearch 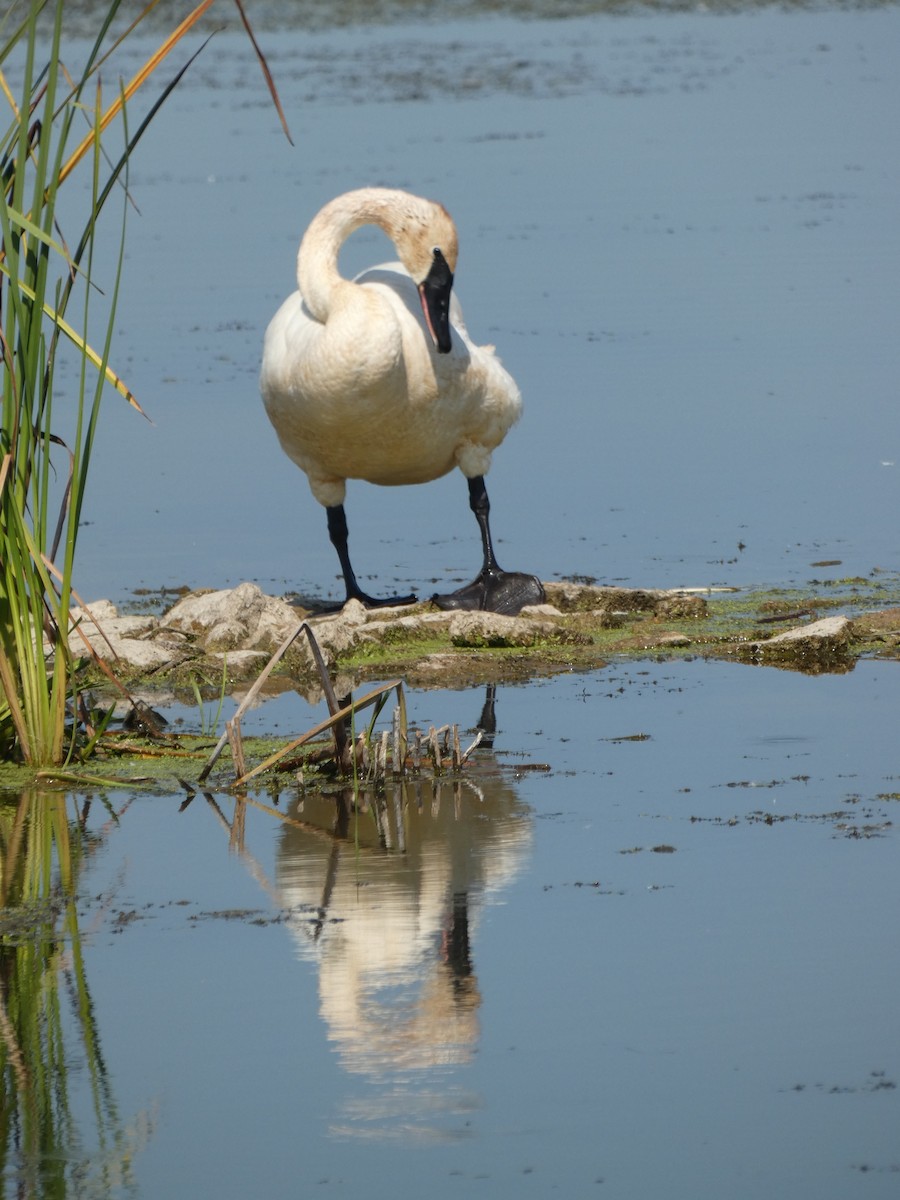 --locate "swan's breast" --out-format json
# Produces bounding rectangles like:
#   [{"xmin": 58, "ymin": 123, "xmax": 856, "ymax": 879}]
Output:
[{"xmin": 260, "ymin": 264, "xmax": 522, "ymax": 491}]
